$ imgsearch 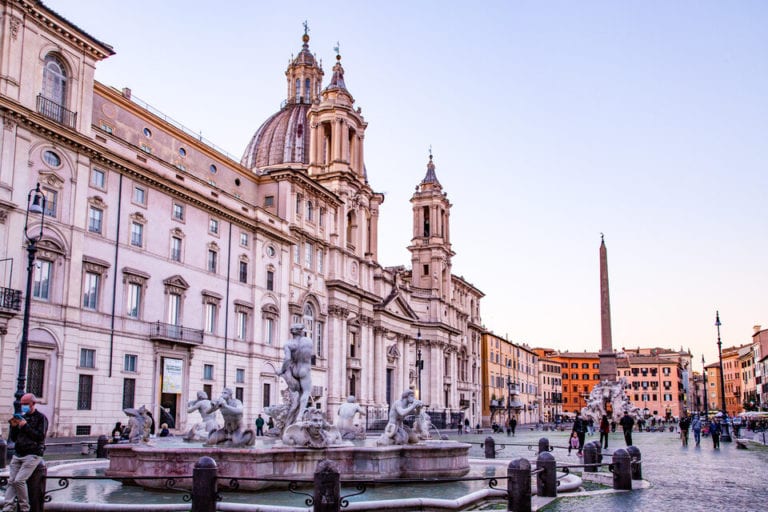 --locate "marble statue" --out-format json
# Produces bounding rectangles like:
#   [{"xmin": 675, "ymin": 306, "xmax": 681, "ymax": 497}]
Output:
[
  {"xmin": 183, "ymin": 390, "xmax": 219, "ymax": 442},
  {"xmin": 204, "ymin": 388, "xmax": 255, "ymax": 447},
  {"xmin": 411, "ymin": 406, "xmax": 432, "ymax": 441},
  {"xmin": 282, "ymin": 408, "xmax": 343, "ymax": 448},
  {"xmin": 336, "ymin": 395, "xmax": 365, "ymax": 440},
  {"xmin": 581, "ymin": 377, "xmax": 643, "ymax": 425},
  {"xmin": 277, "ymin": 323, "xmax": 314, "ymax": 428},
  {"xmin": 377, "ymin": 389, "xmax": 424, "ymax": 446},
  {"xmin": 124, "ymin": 405, "xmax": 151, "ymax": 443}
]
